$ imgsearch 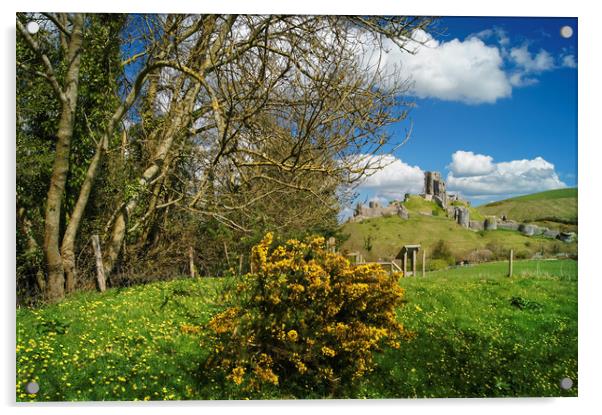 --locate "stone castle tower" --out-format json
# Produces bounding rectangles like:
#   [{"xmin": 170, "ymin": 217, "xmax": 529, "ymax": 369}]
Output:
[{"xmin": 424, "ymin": 171, "xmax": 447, "ymax": 204}]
